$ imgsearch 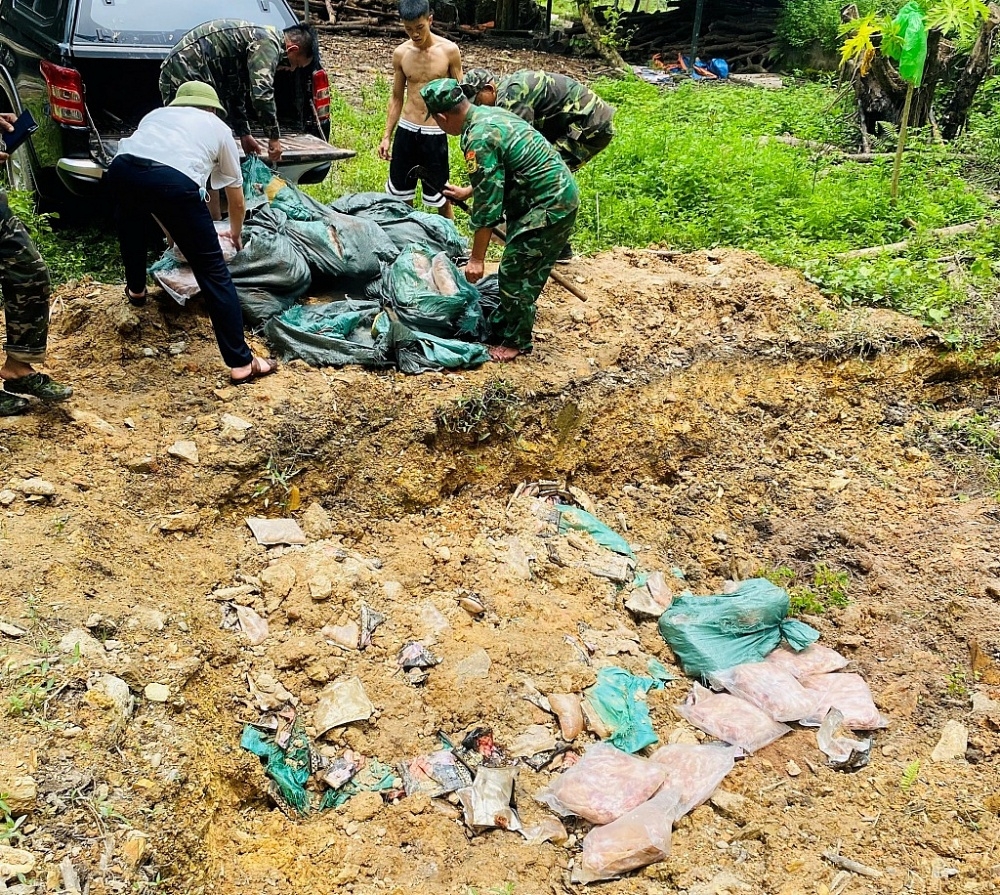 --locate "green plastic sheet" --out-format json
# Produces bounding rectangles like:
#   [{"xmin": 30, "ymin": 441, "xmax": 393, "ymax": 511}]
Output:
[
  {"xmin": 556, "ymin": 505, "xmax": 635, "ymax": 557},
  {"xmin": 584, "ymin": 666, "xmax": 663, "ymax": 753},
  {"xmin": 886, "ymin": 1, "xmax": 928, "ymax": 87},
  {"xmin": 240, "ymin": 721, "xmax": 395, "ymax": 816},
  {"xmin": 657, "ymin": 578, "xmax": 820, "ymax": 680}
]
